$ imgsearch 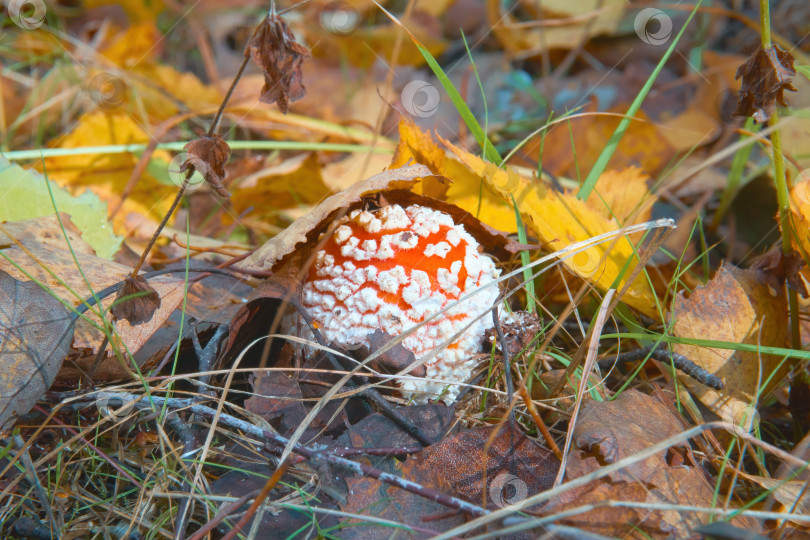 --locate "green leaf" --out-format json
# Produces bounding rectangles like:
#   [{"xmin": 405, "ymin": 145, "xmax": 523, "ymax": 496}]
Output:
[
  {"xmin": 797, "ymin": 65, "xmax": 810, "ymax": 81},
  {"xmin": 0, "ymin": 157, "xmax": 122, "ymax": 259}
]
